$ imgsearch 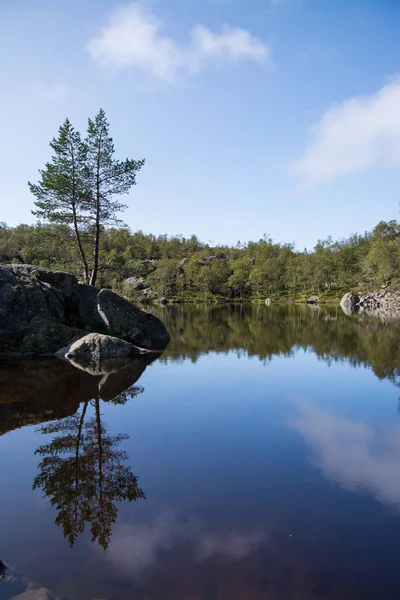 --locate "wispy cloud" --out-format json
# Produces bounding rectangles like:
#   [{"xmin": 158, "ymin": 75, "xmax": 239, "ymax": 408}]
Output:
[
  {"xmin": 289, "ymin": 399, "xmax": 400, "ymax": 509},
  {"xmin": 87, "ymin": 2, "xmax": 270, "ymax": 82},
  {"xmin": 31, "ymin": 83, "xmax": 69, "ymax": 101},
  {"xmin": 291, "ymin": 76, "xmax": 400, "ymax": 186}
]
